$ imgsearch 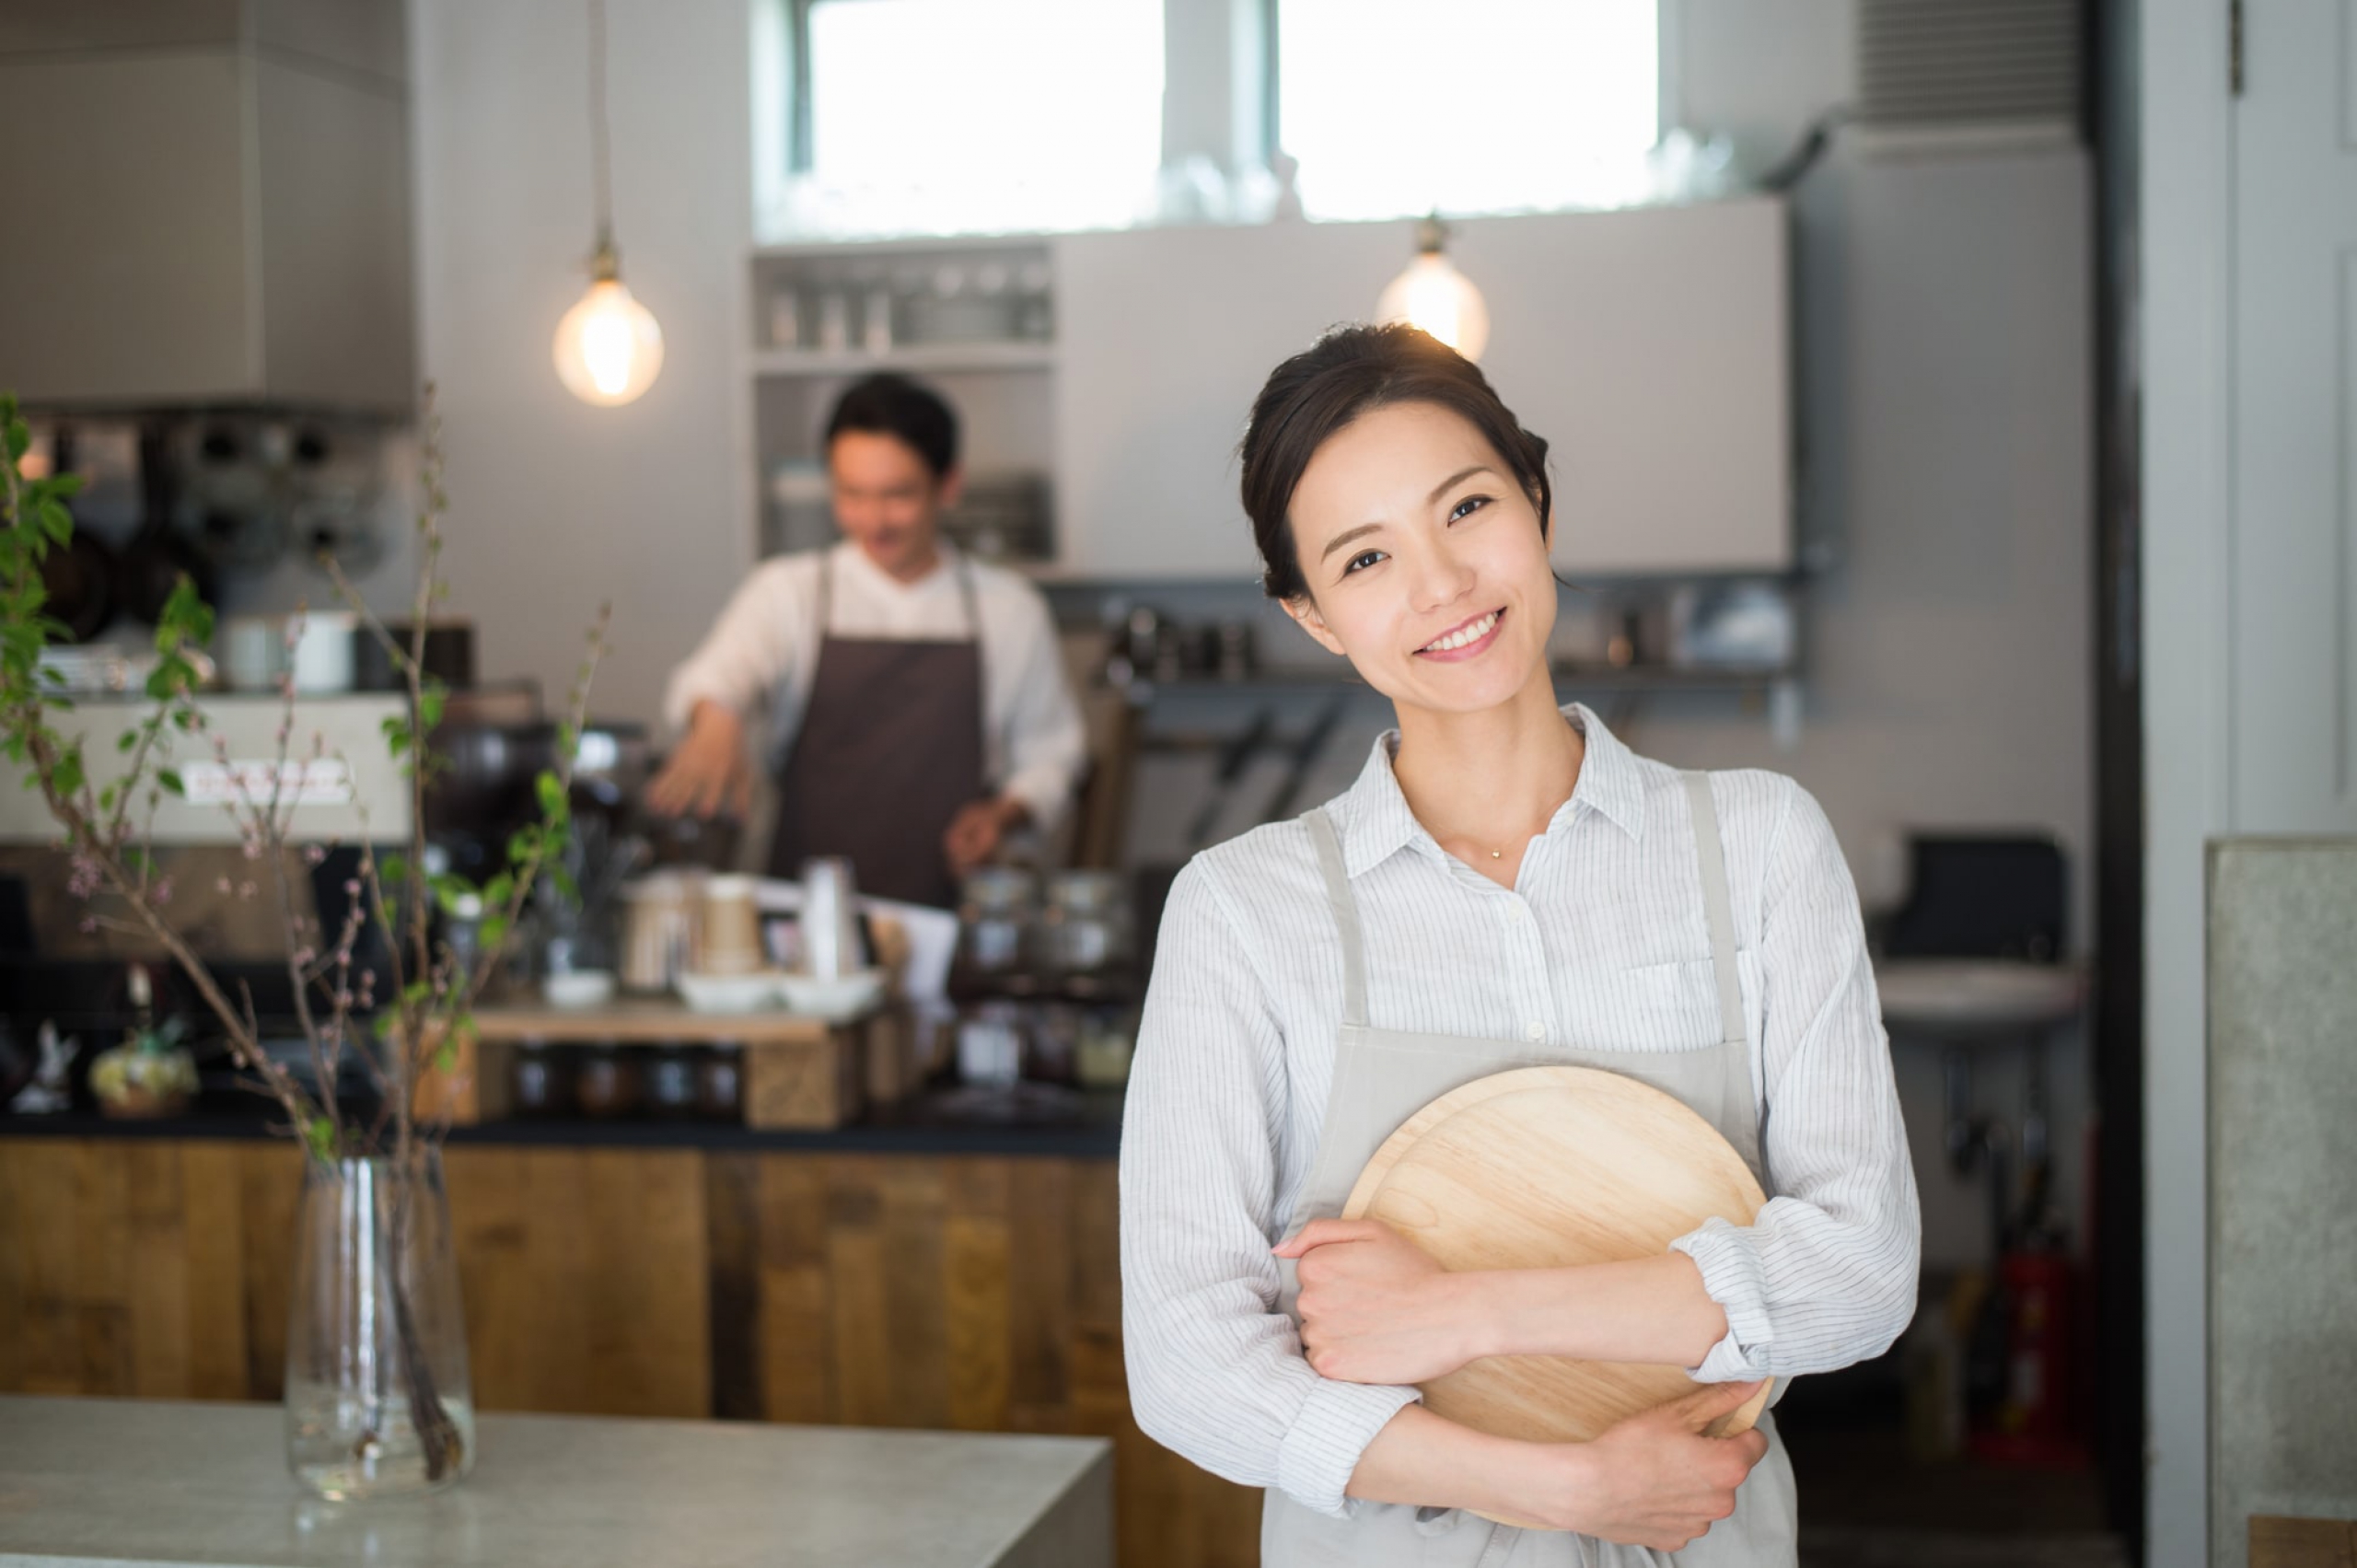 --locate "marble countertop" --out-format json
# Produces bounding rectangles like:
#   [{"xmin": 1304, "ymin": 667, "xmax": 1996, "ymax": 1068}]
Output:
[{"xmin": 0, "ymin": 1397, "xmax": 1111, "ymax": 1568}]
